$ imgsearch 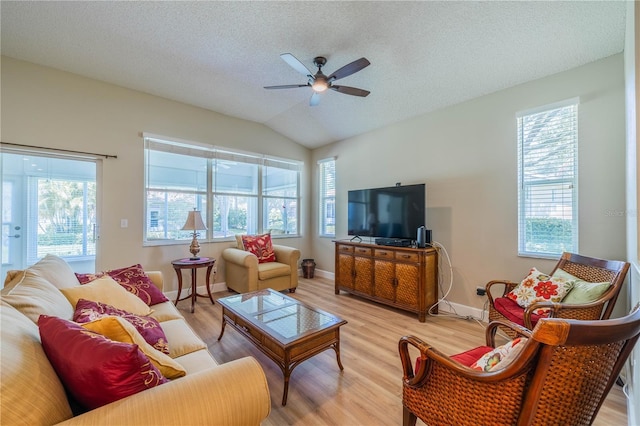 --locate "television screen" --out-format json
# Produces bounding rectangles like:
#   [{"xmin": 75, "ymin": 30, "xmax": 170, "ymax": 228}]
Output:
[{"xmin": 348, "ymin": 184, "xmax": 425, "ymax": 240}]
